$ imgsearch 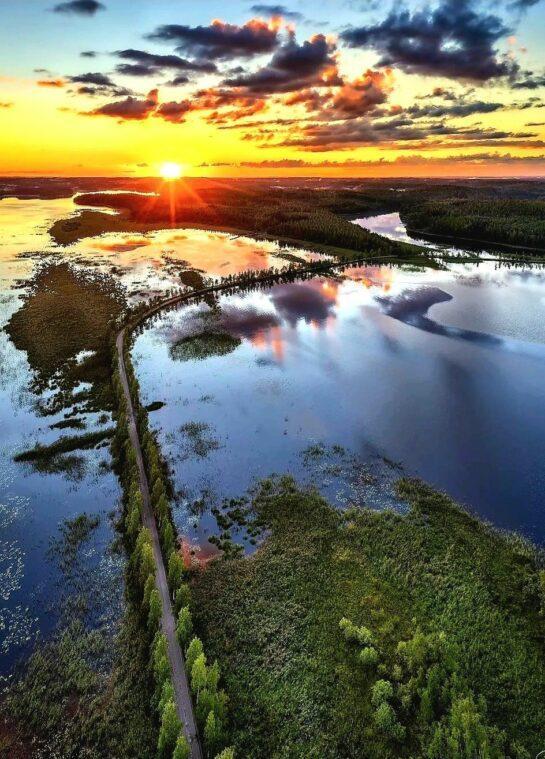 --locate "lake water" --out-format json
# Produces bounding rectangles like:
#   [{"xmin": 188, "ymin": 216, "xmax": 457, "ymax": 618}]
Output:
[
  {"xmin": 133, "ymin": 215, "xmax": 545, "ymax": 555},
  {"xmin": 2, "ymin": 198, "xmax": 545, "ymax": 671}
]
